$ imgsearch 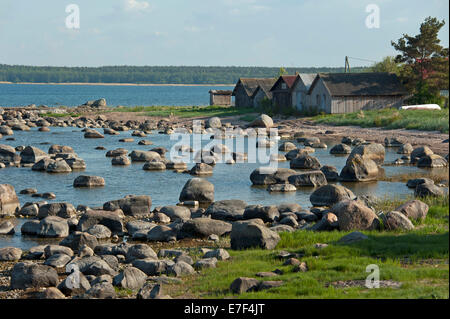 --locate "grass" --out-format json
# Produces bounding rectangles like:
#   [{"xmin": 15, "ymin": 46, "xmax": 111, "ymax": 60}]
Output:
[
  {"xmin": 312, "ymin": 108, "xmax": 449, "ymax": 133},
  {"xmin": 380, "ymin": 169, "xmax": 449, "ymax": 185},
  {"xmin": 164, "ymin": 196, "xmax": 449, "ymax": 299},
  {"xmin": 109, "ymin": 105, "xmax": 257, "ymax": 119}
]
